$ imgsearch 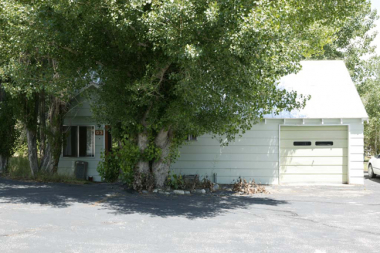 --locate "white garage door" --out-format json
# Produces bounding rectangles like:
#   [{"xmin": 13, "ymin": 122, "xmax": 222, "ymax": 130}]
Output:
[{"xmin": 280, "ymin": 126, "xmax": 348, "ymax": 184}]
